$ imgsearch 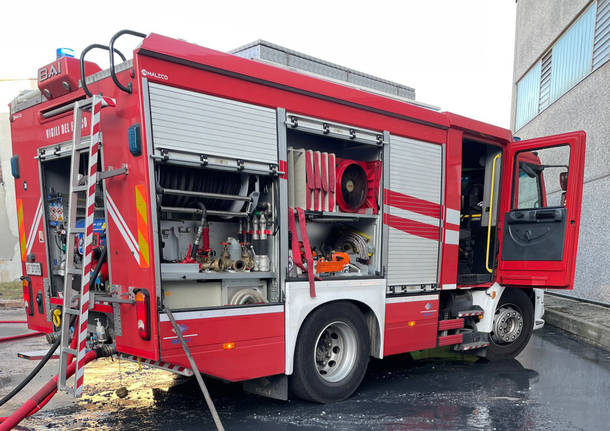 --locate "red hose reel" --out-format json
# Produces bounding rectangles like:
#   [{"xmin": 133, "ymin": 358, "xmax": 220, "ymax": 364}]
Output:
[{"xmin": 335, "ymin": 159, "xmax": 381, "ymax": 213}]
